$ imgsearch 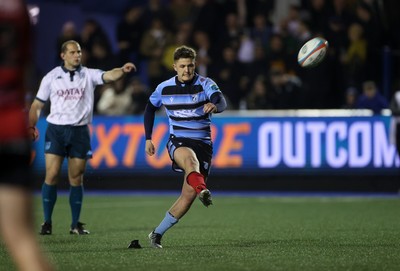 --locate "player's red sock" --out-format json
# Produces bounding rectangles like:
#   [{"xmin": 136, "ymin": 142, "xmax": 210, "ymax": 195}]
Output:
[{"xmin": 186, "ymin": 172, "xmax": 206, "ymax": 194}]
